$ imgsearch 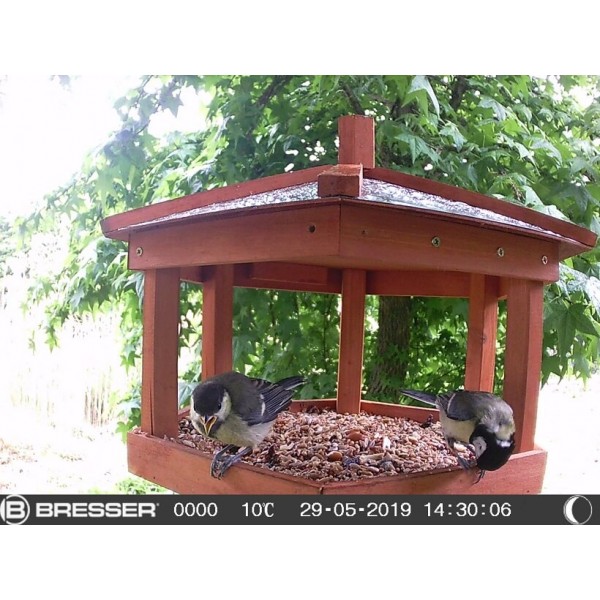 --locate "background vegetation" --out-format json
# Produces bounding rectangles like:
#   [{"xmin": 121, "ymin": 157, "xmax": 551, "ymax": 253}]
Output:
[{"xmin": 4, "ymin": 75, "xmax": 600, "ymax": 436}]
